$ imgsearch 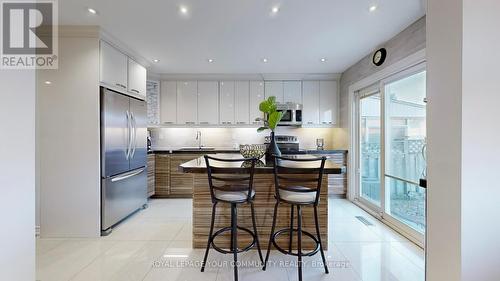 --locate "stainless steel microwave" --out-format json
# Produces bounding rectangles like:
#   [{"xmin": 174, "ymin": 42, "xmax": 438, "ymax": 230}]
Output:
[{"xmin": 277, "ymin": 103, "xmax": 302, "ymax": 126}]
